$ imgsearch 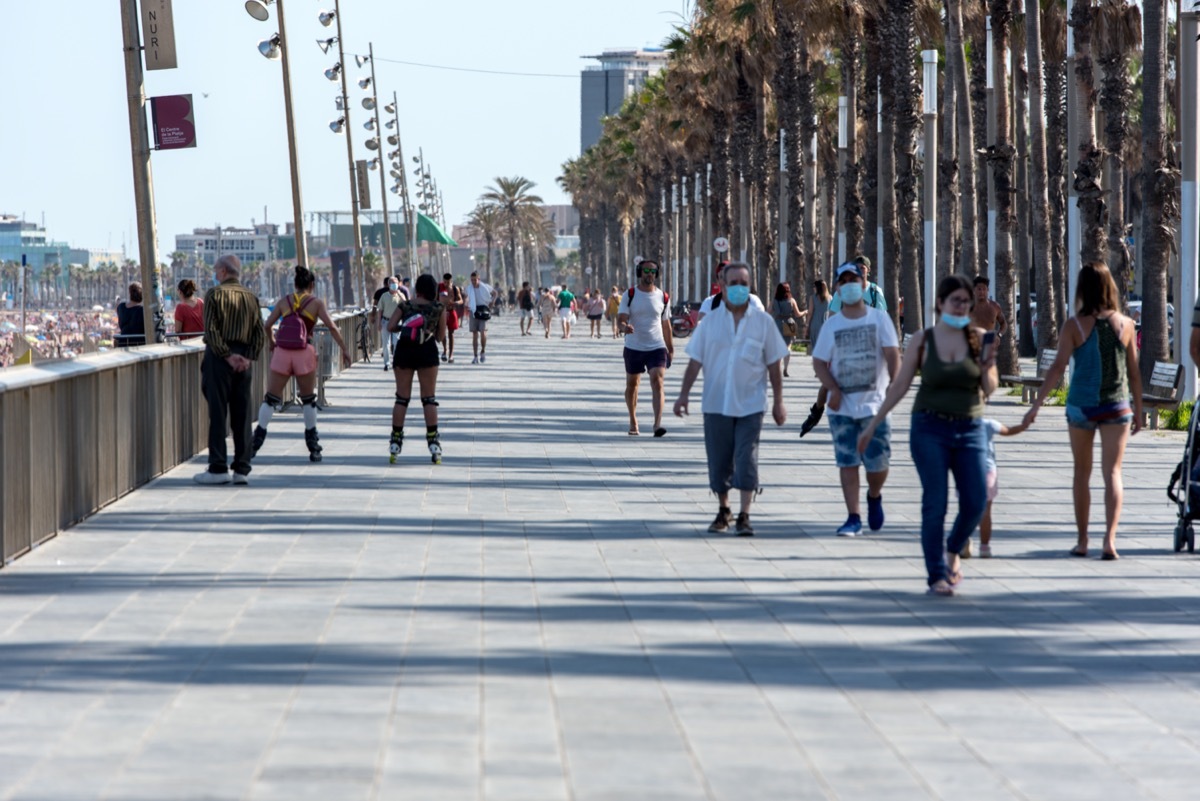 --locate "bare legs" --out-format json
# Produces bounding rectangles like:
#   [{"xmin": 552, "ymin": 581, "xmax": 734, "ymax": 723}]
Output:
[
  {"xmin": 839, "ymin": 467, "xmax": 888, "ymax": 516},
  {"xmin": 624, "ymin": 368, "xmax": 665, "ymax": 434},
  {"xmin": 1068, "ymin": 423, "xmax": 1130, "ymax": 556},
  {"xmin": 717, "ymin": 489, "xmax": 755, "ymax": 516}
]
